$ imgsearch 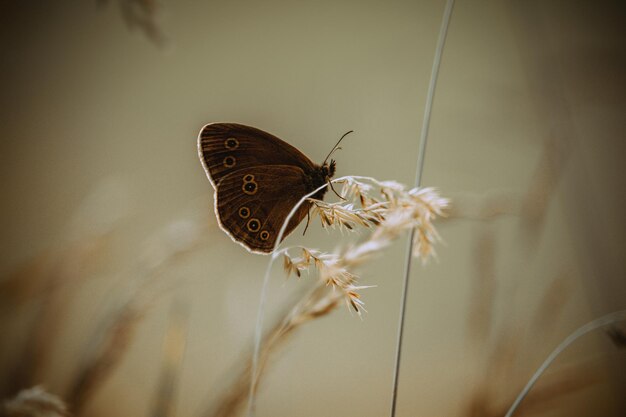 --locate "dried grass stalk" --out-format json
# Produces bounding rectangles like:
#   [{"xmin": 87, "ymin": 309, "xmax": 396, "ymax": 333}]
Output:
[
  {"xmin": 240, "ymin": 176, "xmax": 448, "ymax": 415},
  {"xmin": 1, "ymin": 230, "xmax": 121, "ymax": 397},
  {"xmin": 65, "ymin": 307, "xmax": 144, "ymax": 413},
  {"xmin": 150, "ymin": 300, "xmax": 190, "ymax": 417},
  {"xmin": 282, "ymin": 177, "xmax": 449, "ymax": 314},
  {"xmin": 466, "ymin": 364, "xmax": 599, "ymax": 417},
  {"xmin": 203, "ymin": 282, "xmax": 341, "ymax": 417},
  {"xmin": 2, "ymin": 386, "xmax": 70, "ymax": 417},
  {"xmin": 67, "ymin": 220, "xmax": 204, "ymax": 414}
]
